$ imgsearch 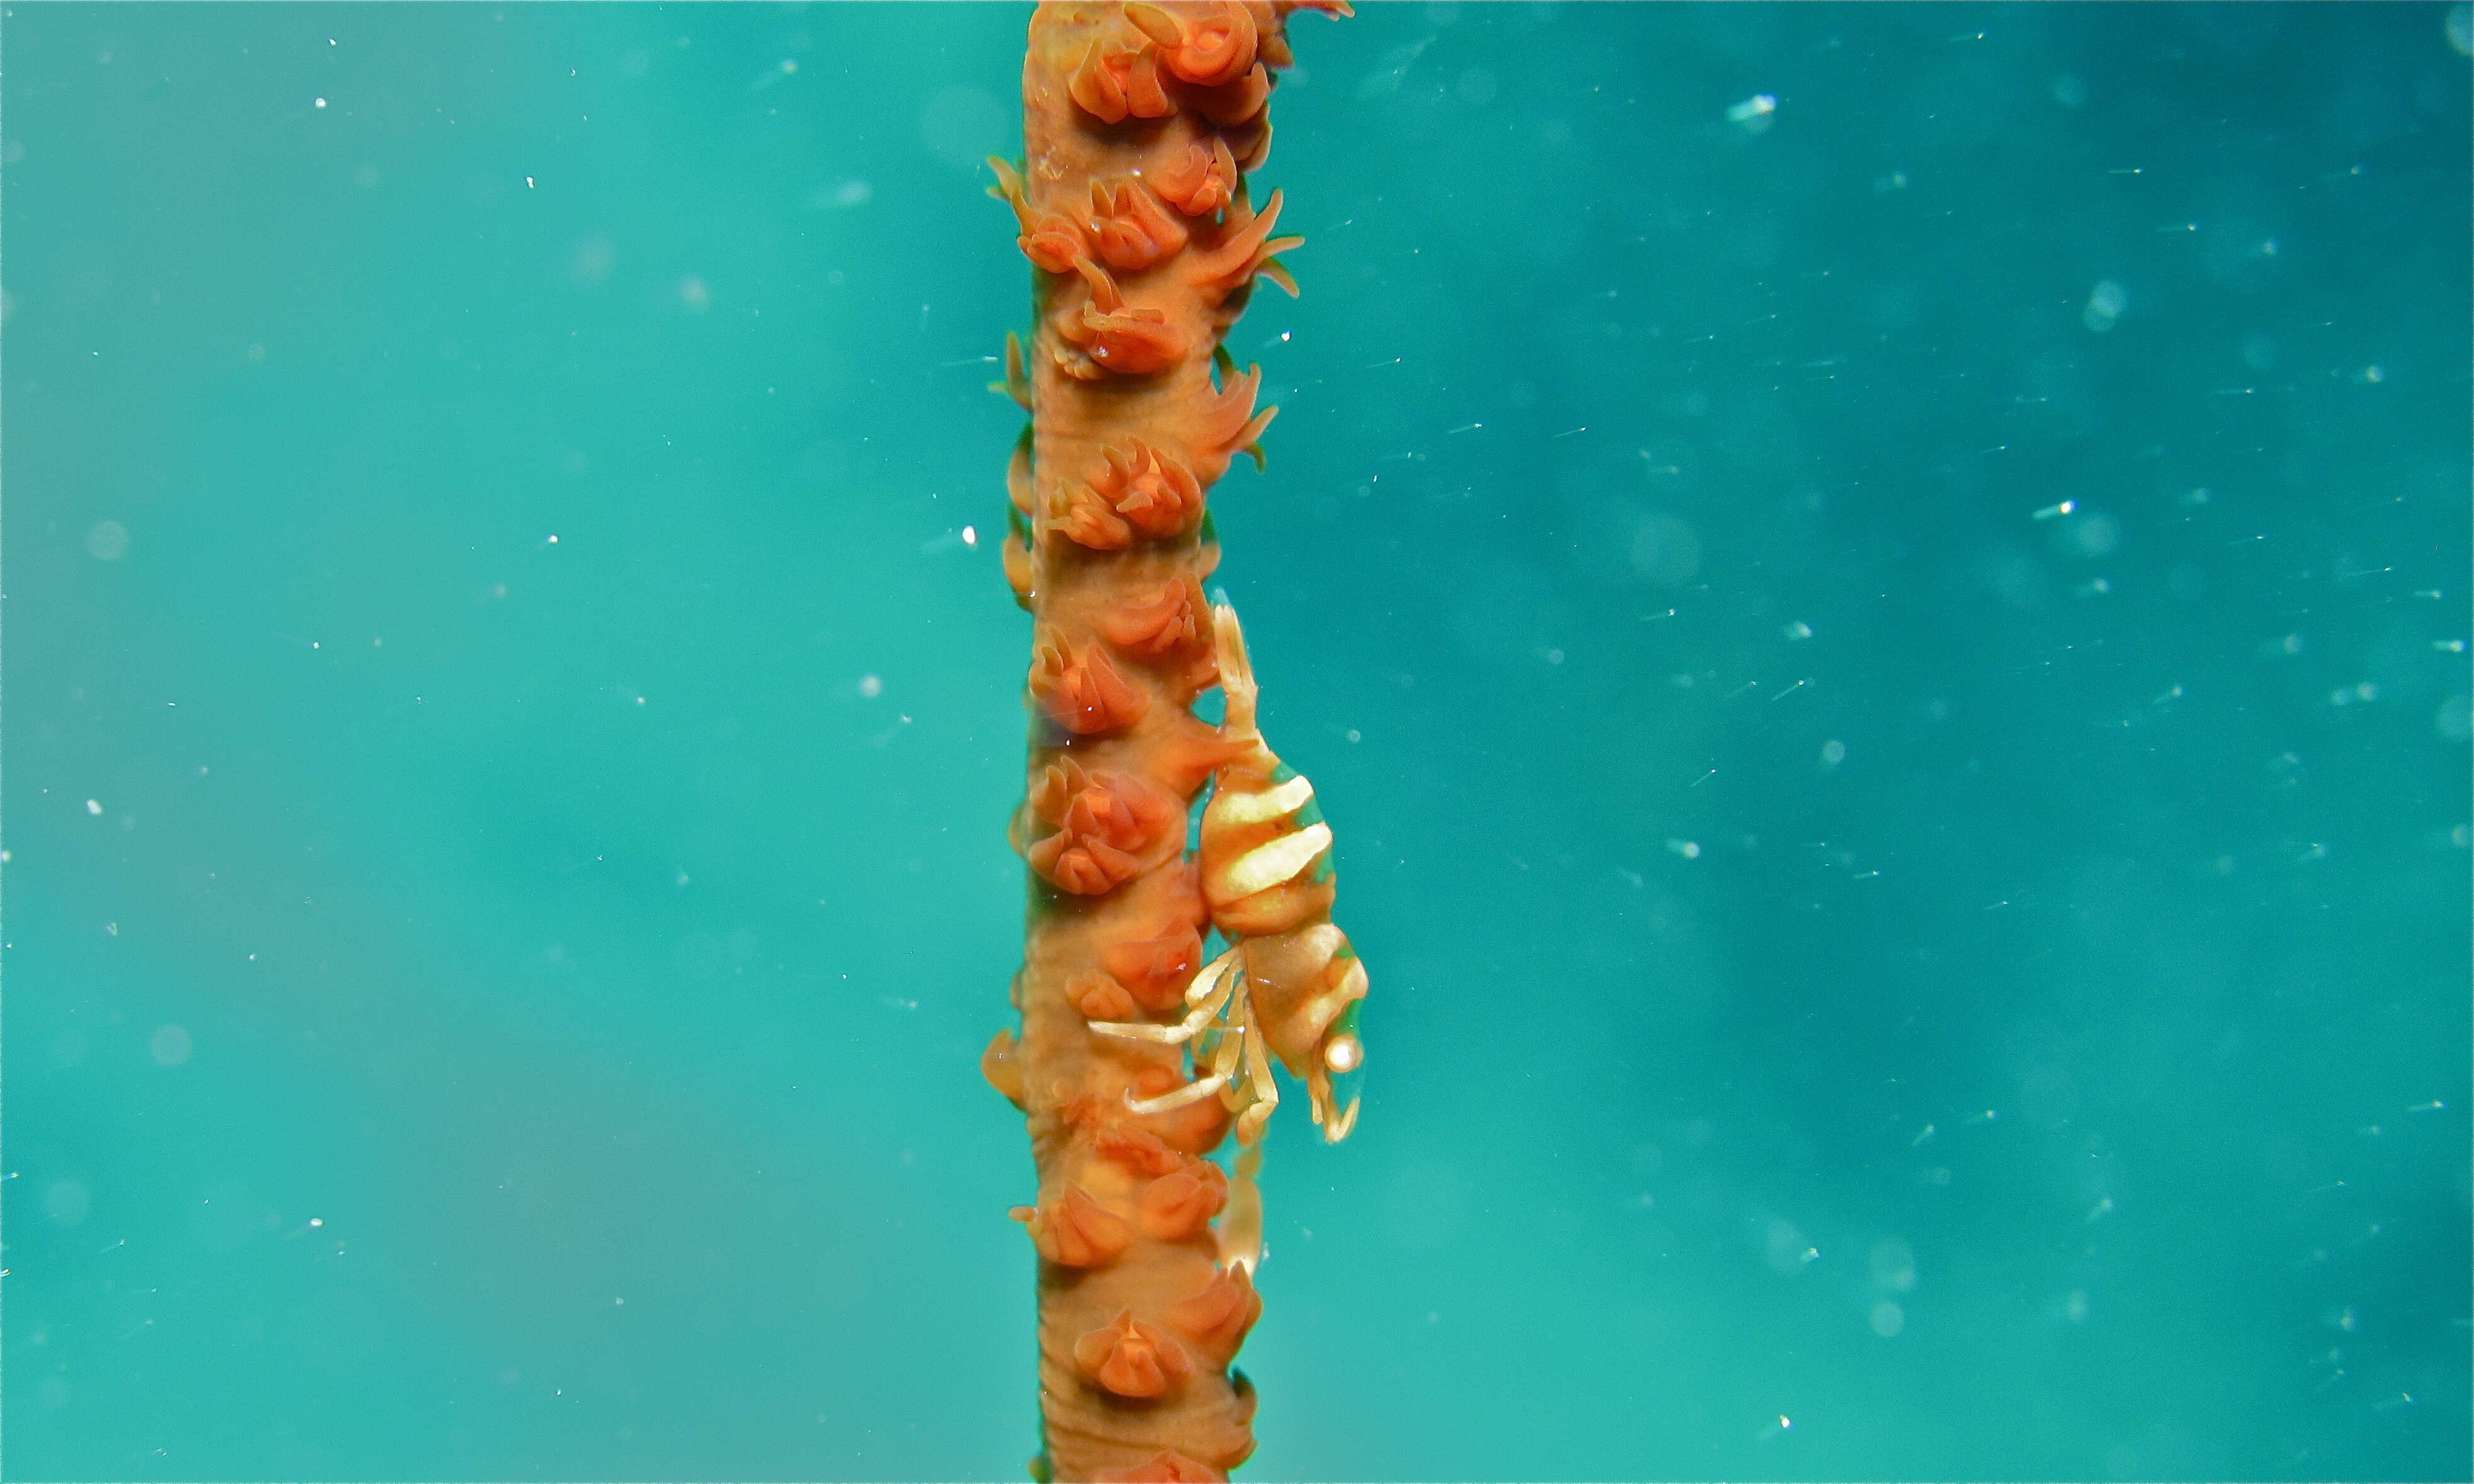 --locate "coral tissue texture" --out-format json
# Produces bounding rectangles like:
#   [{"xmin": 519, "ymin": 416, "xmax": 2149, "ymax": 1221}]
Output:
[{"xmin": 980, "ymin": 4, "xmax": 1340, "ymax": 1480}]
